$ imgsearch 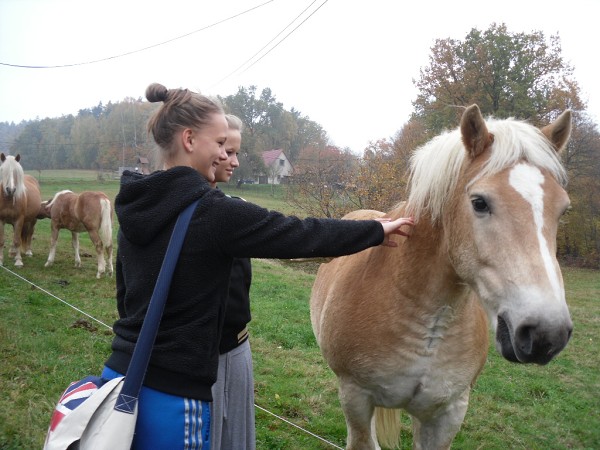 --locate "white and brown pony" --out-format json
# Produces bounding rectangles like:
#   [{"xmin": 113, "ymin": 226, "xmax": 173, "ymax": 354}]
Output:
[
  {"xmin": 310, "ymin": 105, "xmax": 573, "ymax": 449},
  {"xmin": 39, "ymin": 190, "xmax": 113, "ymax": 278},
  {"xmin": 0, "ymin": 153, "xmax": 41, "ymax": 267}
]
